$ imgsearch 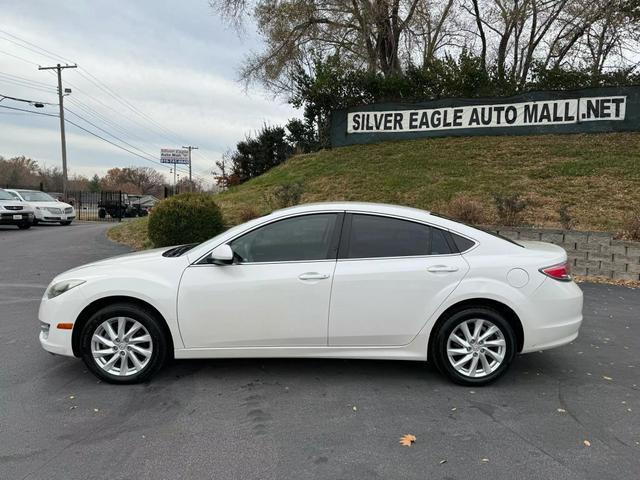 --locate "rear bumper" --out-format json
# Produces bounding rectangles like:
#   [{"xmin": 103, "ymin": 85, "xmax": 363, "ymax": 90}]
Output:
[{"xmin": 521, "ymin": 278, "xmax": 583, "ymax": 353}]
